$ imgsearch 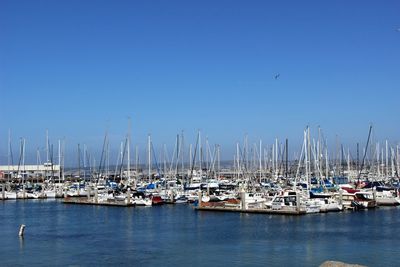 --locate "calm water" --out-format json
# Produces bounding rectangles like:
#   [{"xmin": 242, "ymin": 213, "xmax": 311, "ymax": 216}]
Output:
[{"xmin": 1, "ymin": 200, "xmax": 399, "ymax": 267}]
